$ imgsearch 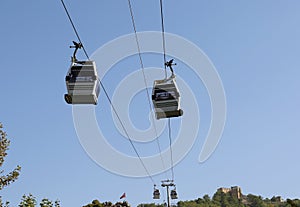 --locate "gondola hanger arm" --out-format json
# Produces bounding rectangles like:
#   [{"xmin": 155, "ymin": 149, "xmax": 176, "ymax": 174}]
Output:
[
  {"xmin": 165, "ymin": 59, "xmax": 177, "ymax": 76},
  {"xmin": 70, "ymin": 41, "xmax": 83, "ymax": 63}
]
